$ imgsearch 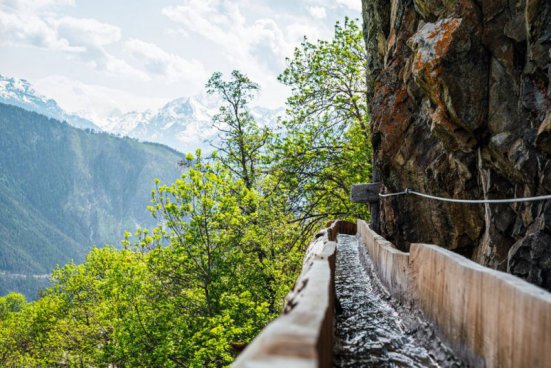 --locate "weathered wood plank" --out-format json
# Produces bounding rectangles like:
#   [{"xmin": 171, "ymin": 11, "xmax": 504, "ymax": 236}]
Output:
[
  {"xmin": 357, "ymin": 220, "xmax": 409, "ymax": 300},
  {"xmin": 359, "ymin": 220, "xmax": 551, "ymax": 368},
  {"xmin": 234, "ymin": 220, "xmax": 356, "ymax": 368},
  {"xmin": 350, "ymin": 183, "xmax": 381, "ymax": 203},
  {"xmin": 371, "ymin": 168, "xmax": 381, "ymax": 233}
]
